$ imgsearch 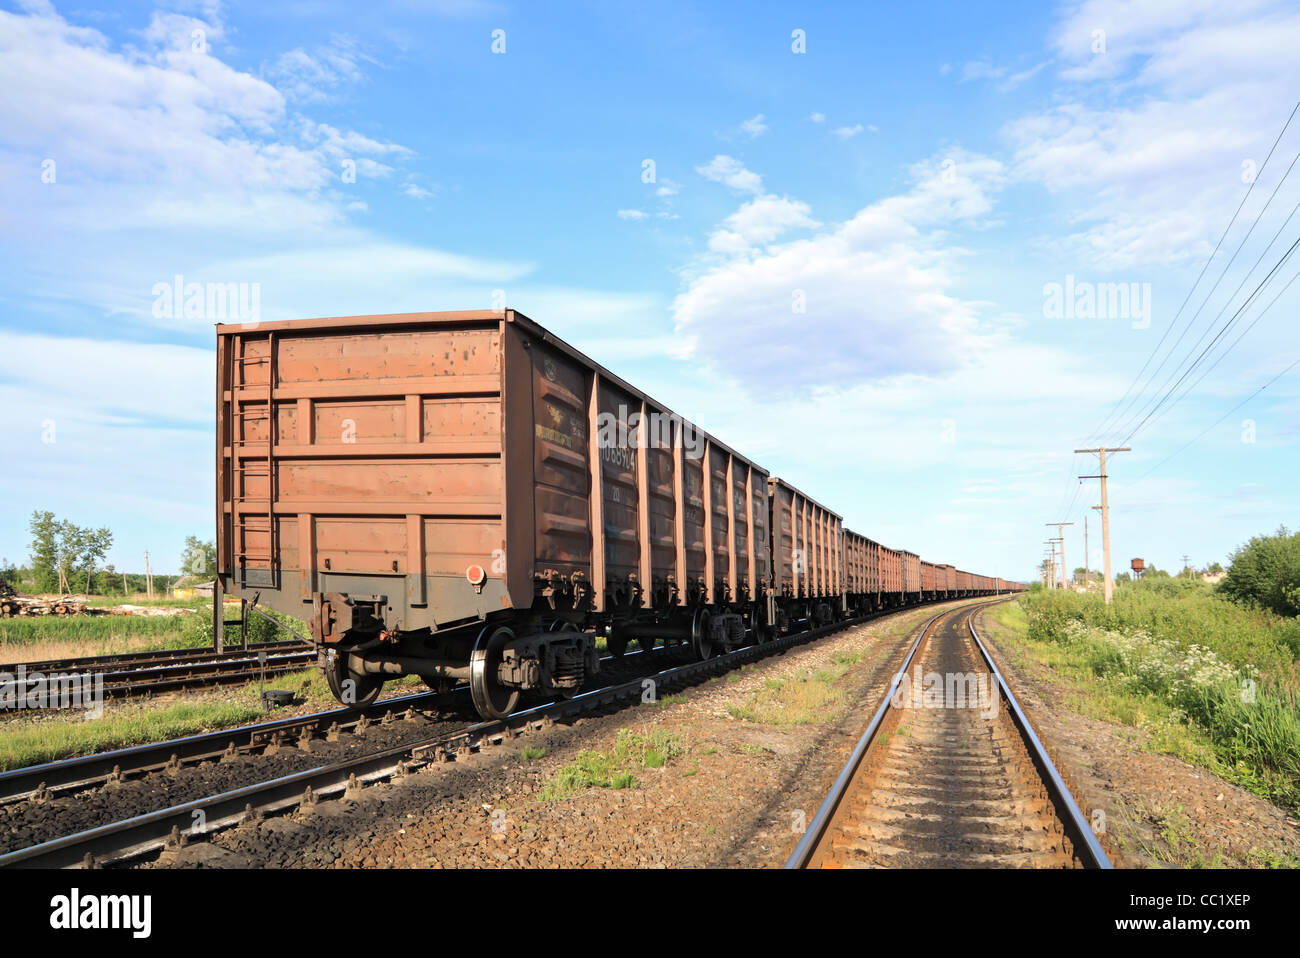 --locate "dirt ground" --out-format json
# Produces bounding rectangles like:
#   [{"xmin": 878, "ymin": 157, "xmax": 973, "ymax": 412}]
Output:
[
  {"xmin": 159, "ymin": 603, "xmax": 956, "ymax": 869},
  {"xmin": 157, "ymin": 598, "xmax": 1300, "ymax": 869}
]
